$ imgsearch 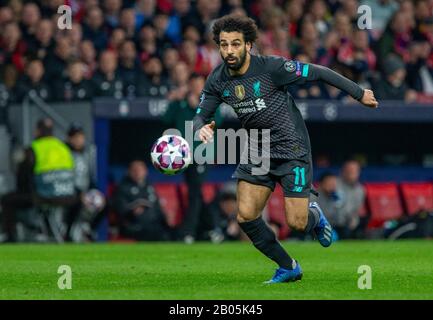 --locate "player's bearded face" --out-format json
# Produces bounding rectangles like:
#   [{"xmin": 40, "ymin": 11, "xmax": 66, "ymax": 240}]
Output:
[
  {"xmin": 219, "ymin": 32, "xmax": 249, "ymax": 71},
  {"xmin": 222, "ymin": 45, "xmax": 247, "ymax": 71}
]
